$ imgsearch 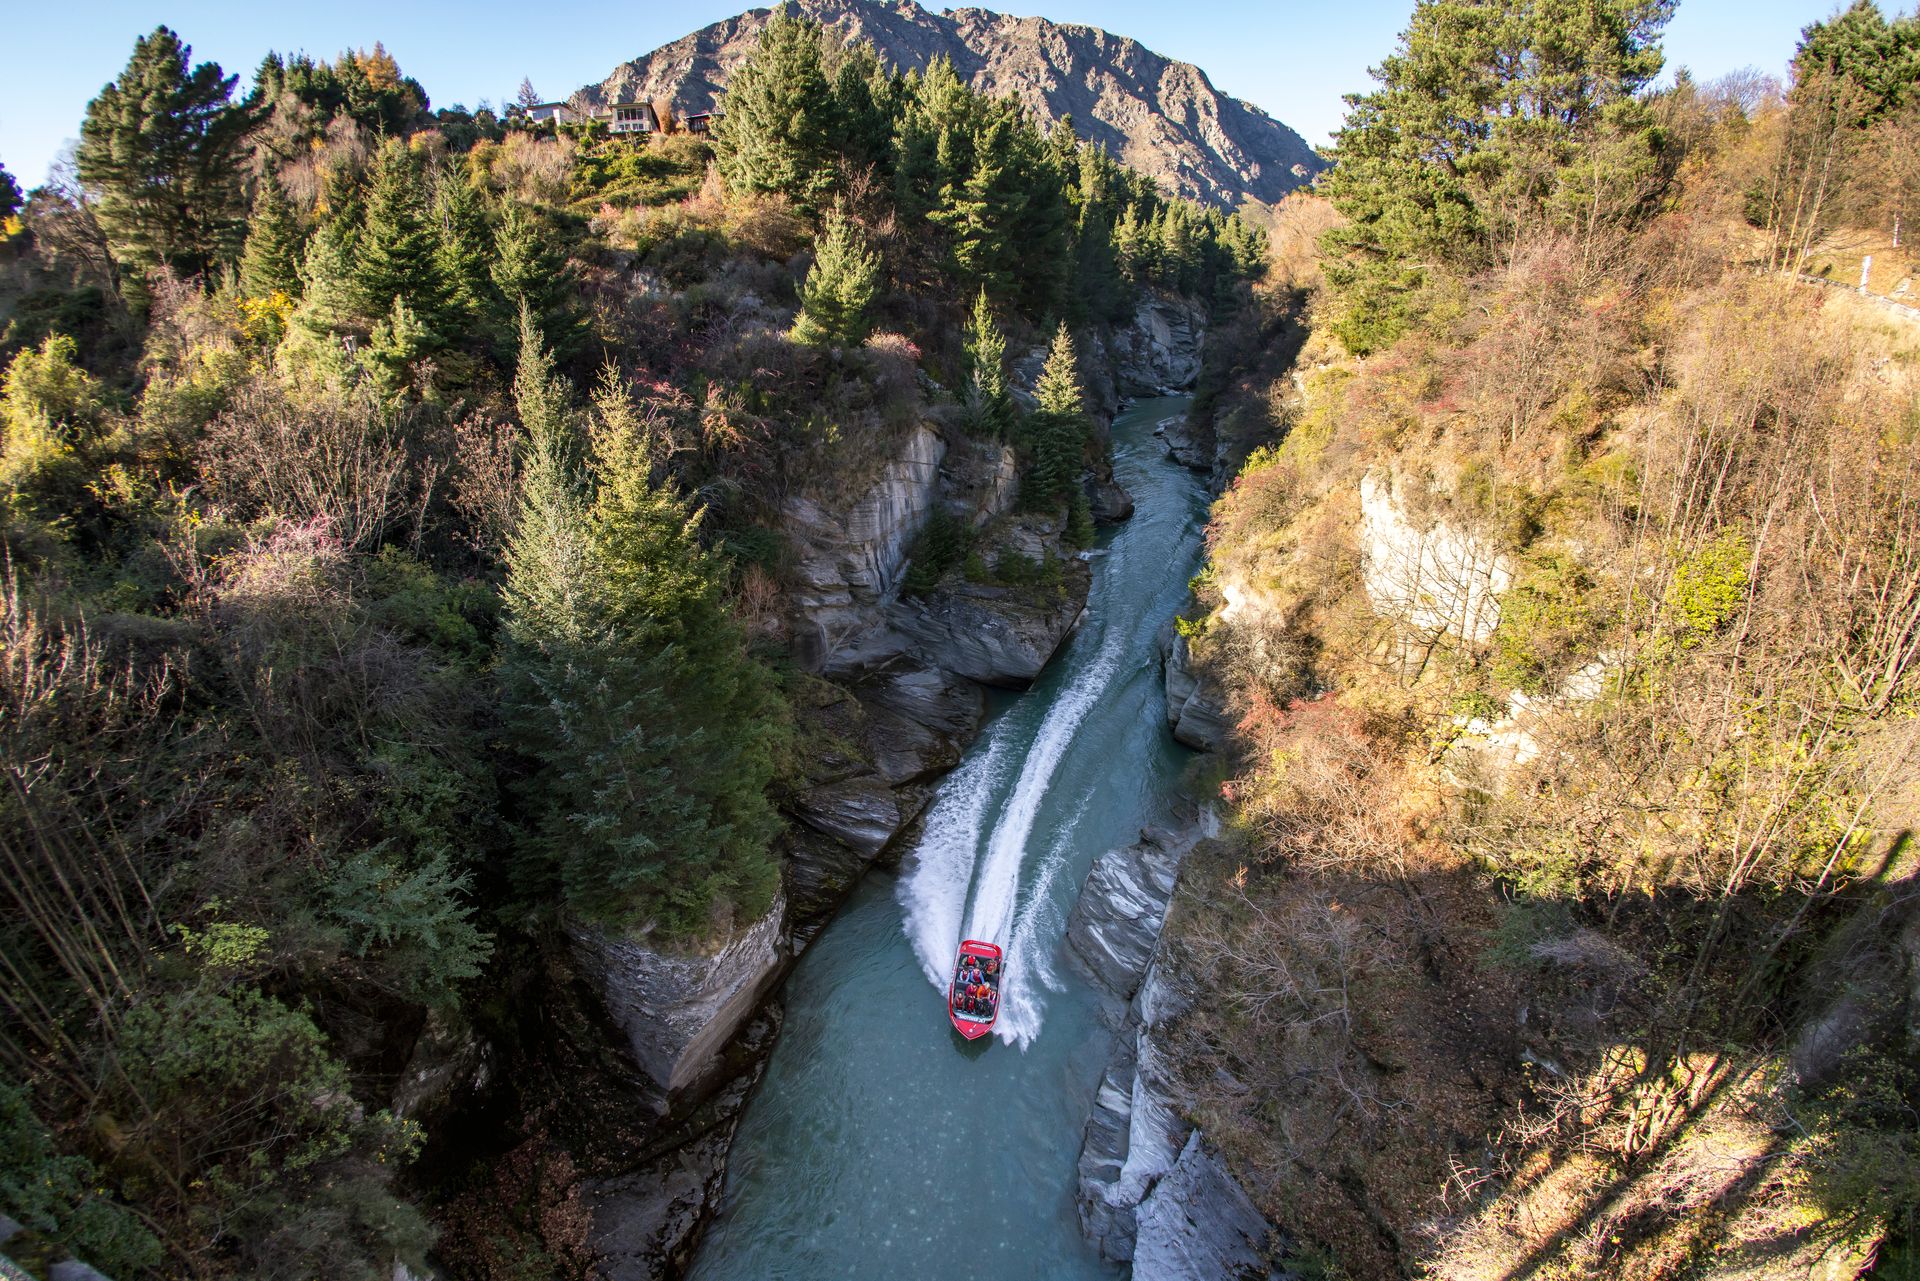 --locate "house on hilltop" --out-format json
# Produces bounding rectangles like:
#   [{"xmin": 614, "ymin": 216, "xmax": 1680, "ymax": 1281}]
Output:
[
  {"xmin": 609, "ymin": 102, "xmax": 659, "ymax": 135},
  {"xmin": 522, "ymin": 101, "xmax": 580, "ymax": 125}
]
